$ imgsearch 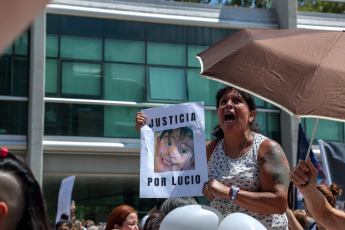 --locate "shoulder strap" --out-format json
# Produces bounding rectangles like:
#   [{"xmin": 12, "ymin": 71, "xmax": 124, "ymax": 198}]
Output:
[{"xmin": 206, "ymin": 139, "xmax": 220, "ymax": 162}]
